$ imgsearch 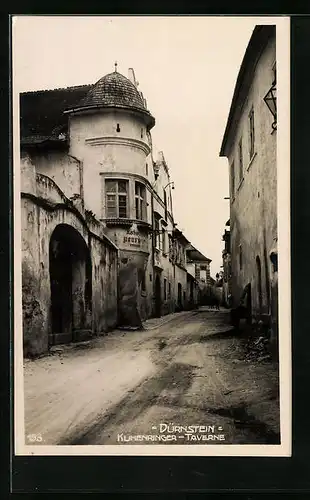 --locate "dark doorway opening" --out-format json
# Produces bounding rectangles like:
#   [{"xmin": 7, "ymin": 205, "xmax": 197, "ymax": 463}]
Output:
[
  {"xmin": 49, "ymin": 224, "xmax": 92, "ymax": 346},
  {"xmin": 155, "ymin": 274, "xmax": 161, "ymax": 318},
  {"xmin": 256, "ymin": 255, "xmax": 263, "ymax": 313},
  {"xmin": 177, "ymin": 282, "xmax": 182, "ymax": 311}
]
